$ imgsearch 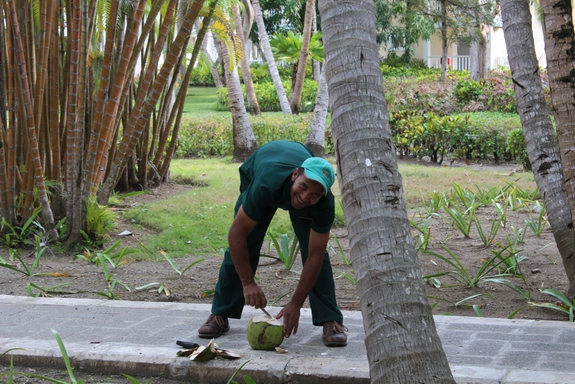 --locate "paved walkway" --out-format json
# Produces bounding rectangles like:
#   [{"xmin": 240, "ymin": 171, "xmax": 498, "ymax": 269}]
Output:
[{"xmin": 1, "ymin": 295, "xmax": 574, "ymax": 383}]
